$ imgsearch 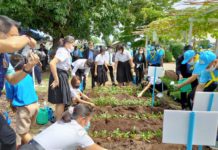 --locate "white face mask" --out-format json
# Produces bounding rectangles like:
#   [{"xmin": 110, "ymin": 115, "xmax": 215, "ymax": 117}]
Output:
[
  {"xmin": 68, "ymin": 46, "xmax": 74, "ymax": 52},
  {"xmin": 188, "ymin": 59, "xmax": 195, "ymax": 65},
  {"xmin": 188, "ymin": 60, "xmax": 195, "ymax": 65},
  {"xmin": 207, "ymin": 65, "xmax": 216, "ymax": 72},
  {"xmin": 108, "ymin": 49, "xmax": 113, "ymax": 53}
]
